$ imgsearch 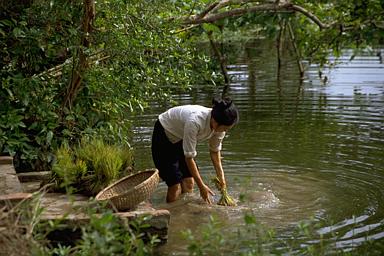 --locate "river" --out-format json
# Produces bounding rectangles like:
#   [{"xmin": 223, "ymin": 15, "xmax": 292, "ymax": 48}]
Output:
[{"xmin": 131, "ymin": 40, "xmax": 384, "ymax": 255}]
